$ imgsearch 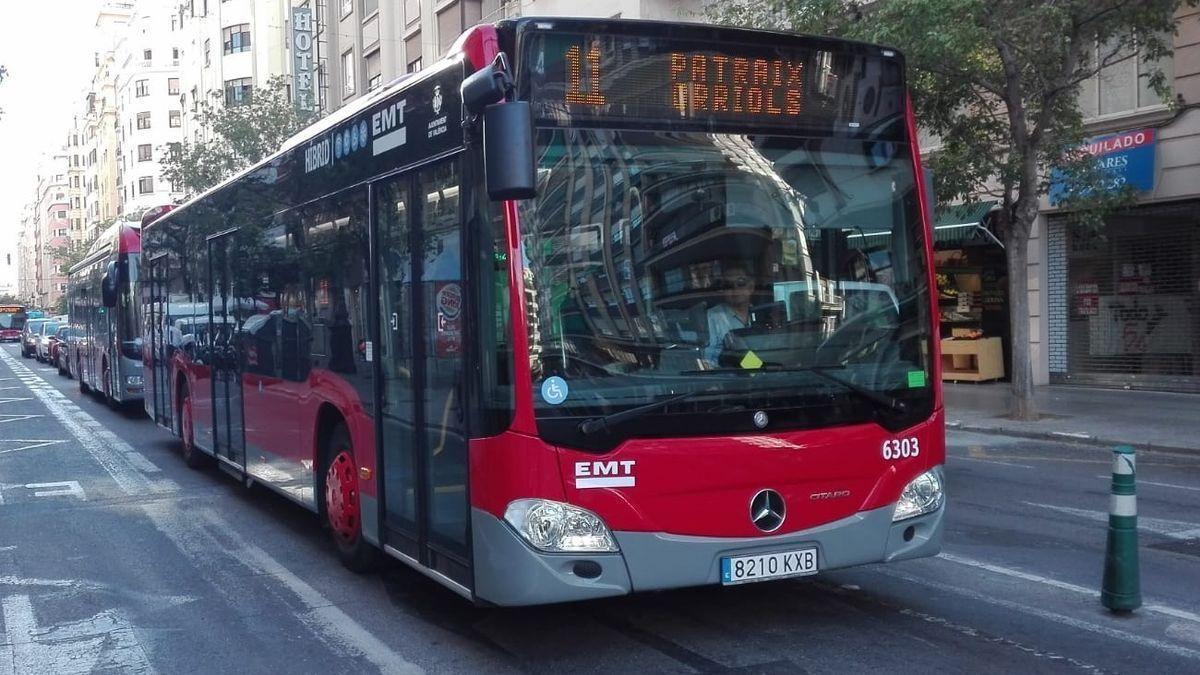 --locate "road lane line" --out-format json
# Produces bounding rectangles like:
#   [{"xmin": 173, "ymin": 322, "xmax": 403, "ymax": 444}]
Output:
[
  {"xmin": 949, "ymin": 455, "xmax": 1035, "ymax": 469},
  {"xmin": 0, "ymin": 349, "xmax": 168, "ymax": 496},
  {"xmin": 143, "ymin": 503, "xmax": 423, "ymax": 675},
  {"xmin": 1024, "ymin": 501, "xmax": 1200, "ymax": 540},
  {"xmin": 873, "ymin": 567, "xmax": 1200, "ymax": 661},
  {"xmin": 939, "ymin": 552, "xmax": 1200, "ymax": 624},
  {"xmin": 1095, "ymin": 475, "xmax": 1200, "ymax": 493}
]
